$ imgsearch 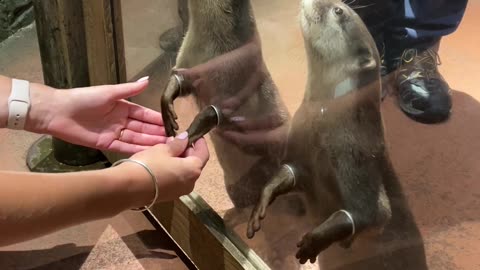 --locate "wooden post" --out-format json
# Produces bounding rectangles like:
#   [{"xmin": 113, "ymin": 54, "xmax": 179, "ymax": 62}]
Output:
[{"xmin": 27, "ymin": 0, "xmax": 126, "ymax": 171}]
